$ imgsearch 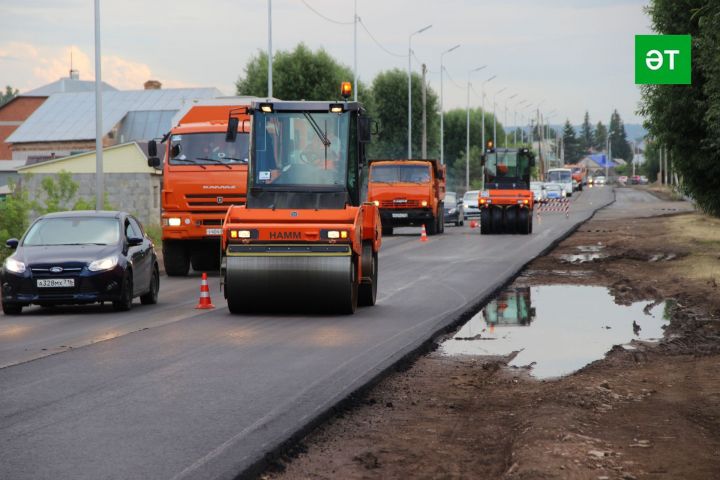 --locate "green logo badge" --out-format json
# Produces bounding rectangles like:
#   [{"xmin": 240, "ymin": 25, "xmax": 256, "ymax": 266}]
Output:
[{"xmin": 635, "ymin": 35, "xmax": 691, "ymax": 85}]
